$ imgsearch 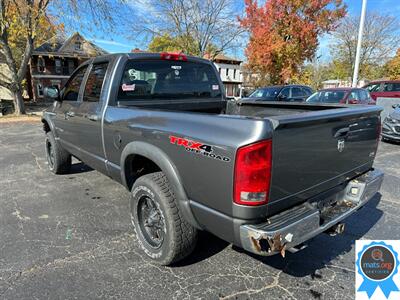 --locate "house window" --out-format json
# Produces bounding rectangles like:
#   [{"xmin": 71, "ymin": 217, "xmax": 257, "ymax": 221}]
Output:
[
  {"xmin": 74, "ymin": 40, "xmax": 82, "ymax": 50},
  {"xmin": 37, "ymin": 57, "xmax": 45, "ymax": 73},
  {"xmin": 55, "ymin": 59, "xmax": 61, "ymax": 74},
  {"xmin": 218, "ymin": 68, "xmax": 221, "ymax": 74},
  {"xmin": 233, "ymin": 69, "xmax": 236, "ymax": 79},
  {"xmin": 68, "ymin": 60, "xmax": 75, "ymax": 74},
  {"xmin": 37, "ymin": 83, "xmax": 44, "ymax": 97},
  {"xmin": 226, "ymin": 68, "xmax": 229, "ymax": 77}
]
